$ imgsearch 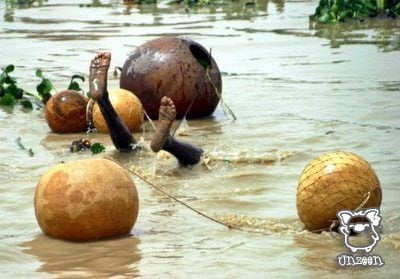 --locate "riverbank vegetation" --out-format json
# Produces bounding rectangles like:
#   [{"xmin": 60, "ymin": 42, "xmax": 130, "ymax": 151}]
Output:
[{"xmin": 311, "ymin": 0, "xmax": 400, "ymax": 23}]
